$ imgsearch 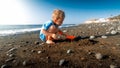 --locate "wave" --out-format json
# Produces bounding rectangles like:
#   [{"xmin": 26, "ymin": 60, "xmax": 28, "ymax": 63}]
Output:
[
  {"xmin": 0, "ymin": 28, "xmax": 41, "ymax": 36},
  {"xmin": 0, "ymin": 24, "xmax": 76, "ymax": 36}
]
